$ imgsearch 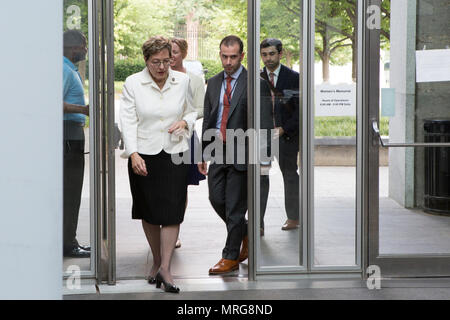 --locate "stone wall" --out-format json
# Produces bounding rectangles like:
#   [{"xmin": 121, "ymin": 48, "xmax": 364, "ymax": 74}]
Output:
[{"xmin": 414, "ymin": 0, "xmax": 450, "ymax": 207}]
